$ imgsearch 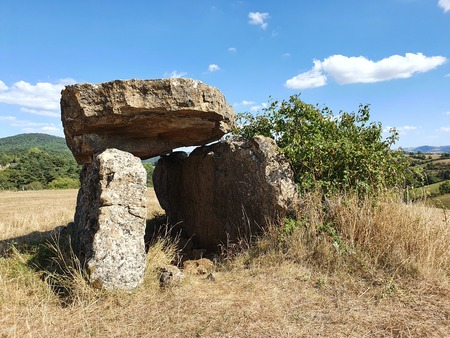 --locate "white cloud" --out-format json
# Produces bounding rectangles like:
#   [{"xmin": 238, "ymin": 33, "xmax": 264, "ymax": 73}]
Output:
[
  {"xmin": 41, "ymin": 126, "xmax": 61, "ymax": 133},
  {"xmin": 384, "ymin": 125, "xmax": 418, "ymax": 135},
  {"xmin": 438, "ymin": 0, "xmax": 450, "ymax": 12},
  {"xmin": 0, "ymin": 81, "xmax": 8, "ymax": 92},
  {"xmin": 0, "ymin": 115, "xmax": 16, "ymax": 121},
  {"xmin": 0, "ymin": 78, "xmax": 76, "ymax": 112},
  {"xmin": 233, "ymin": 100, "xmax": 256, "ymax": 108},
  {"xmin": 248, "ymin": 12, "xmax": 270, "ymax": 29},
  {"xmin": 324, "ymin": 53, "xmax": 446, "ymax": 84},
  {"xmin": 440, "ymin": 127, "xmax": 450, "ymax": 132},
  {"xmin": 11, "ymin": 120, "xmax": 51, "ymax": 128},
  {"xmin": 285, "ymin": 53, "xmax": 447, "ymax": 89},
  {"xmin": 164, "ymin": 70, "xmax": 187, "ymax": 78},
  {"xmin": 2, "ymin": 117, "xmax": 63, "ymax": 136},
  {"xmin": 228, "ymin": 47, "xmax": 237, "ymax": 53},
  {"xmin": 208, "ymin": 64, "xmax": 221, "ymax": 72},
  {"xmin": 241, "ymin": 100, "xmax": 255, "ymax": 105},
  {"xmin": 0, "ymin": 79, "xmax": 73, "ymax": 136},
  {"xmin": 20, "ymin": 107, "xmax": 60, "ymax": 117},
  {"xmin": 398, "ymin": 125, "xmax": 418, "ymax": 134},
  {"xmin": 20, "ymin": 126, "xmax": 63, "ymax": 135},
  {"xmin": 285, "ymin": 60, "xmax": 327, "ymax": 89},
  {"xmin": 250, "ymin": 103, "xmax": 268, "ymax": 112}
]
